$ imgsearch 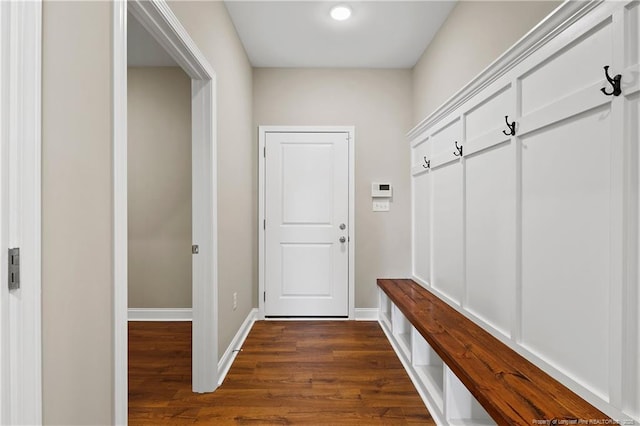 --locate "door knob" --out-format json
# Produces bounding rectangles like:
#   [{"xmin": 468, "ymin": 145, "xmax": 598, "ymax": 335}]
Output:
[
  {"xmin": 339, "ymin": 223, "xmax": 346, "ymax": 230},
  {"xmin": 339, "ymin": 236, "xmax": 346, "ymax": 243}
]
